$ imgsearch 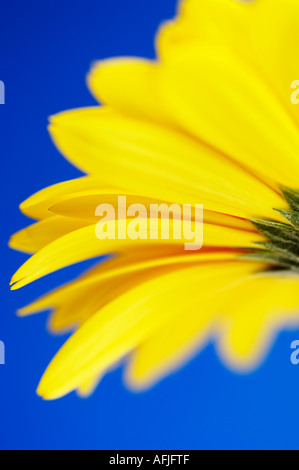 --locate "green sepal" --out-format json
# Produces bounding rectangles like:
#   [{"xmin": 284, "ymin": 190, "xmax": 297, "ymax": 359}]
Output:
[
  {"xmin": 275, "ymin": 209, "xmax": 299, "ymax": 230},
  {"xmin": 249, "ymin": 218, "xmax": 299, "ymax": 255},
  {"xmin": 254, "ymin": 241, "xmax": 299, "ymax": 263},
  {"xmin": 244, "ymin": 187, "xmax": 299, "ymax": 276},
  {"xmin": 281, "ymin": 187, "xmax": 299, "ymax": 212}
]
